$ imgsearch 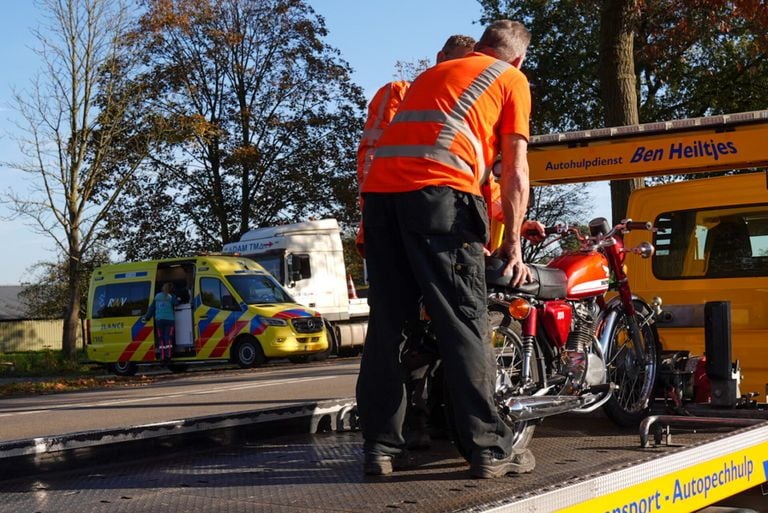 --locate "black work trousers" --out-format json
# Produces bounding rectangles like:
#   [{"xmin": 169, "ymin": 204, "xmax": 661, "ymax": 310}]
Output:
[{"xmin": 356, "ymin": 186, "xmax": 513, "ymax": 460}]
